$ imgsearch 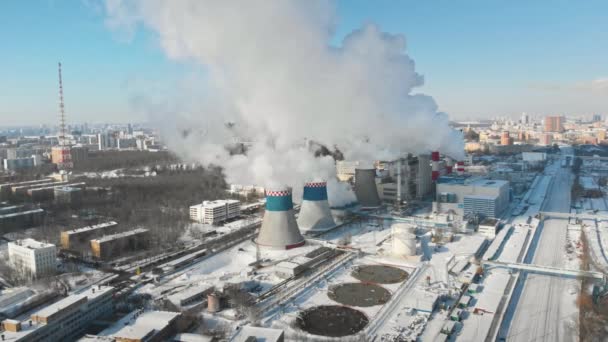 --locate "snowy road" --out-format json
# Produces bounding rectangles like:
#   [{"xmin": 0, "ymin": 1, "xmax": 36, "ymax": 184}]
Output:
[{"xmin": 504, "ymin": 157, "xmax": 578, "ymax": 342}]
